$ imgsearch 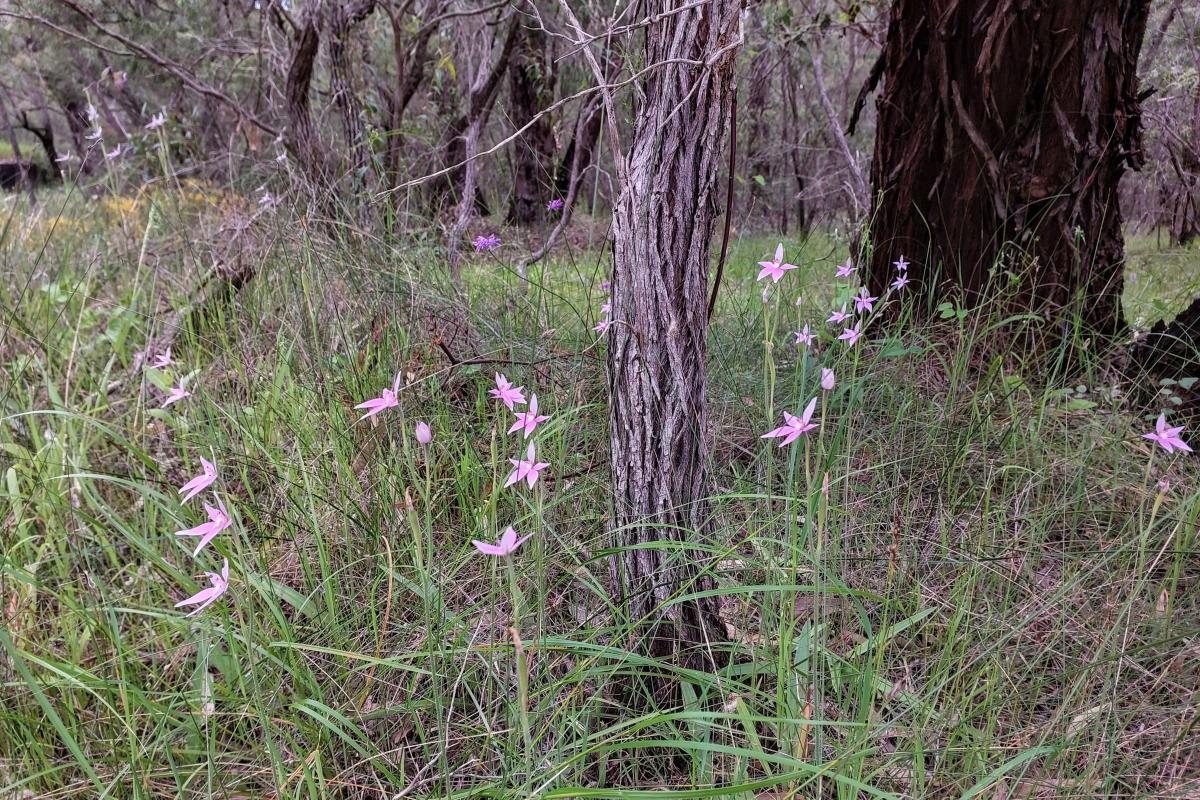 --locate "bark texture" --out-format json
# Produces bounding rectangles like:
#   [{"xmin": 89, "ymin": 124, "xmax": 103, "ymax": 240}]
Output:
[
  {"xmin": 607, "ymin": 0, "xmax": 741, "ymax": 672},
  {"xmin": 865, "ymin": 0, "xmax": 1152, "ymax": 336}
]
